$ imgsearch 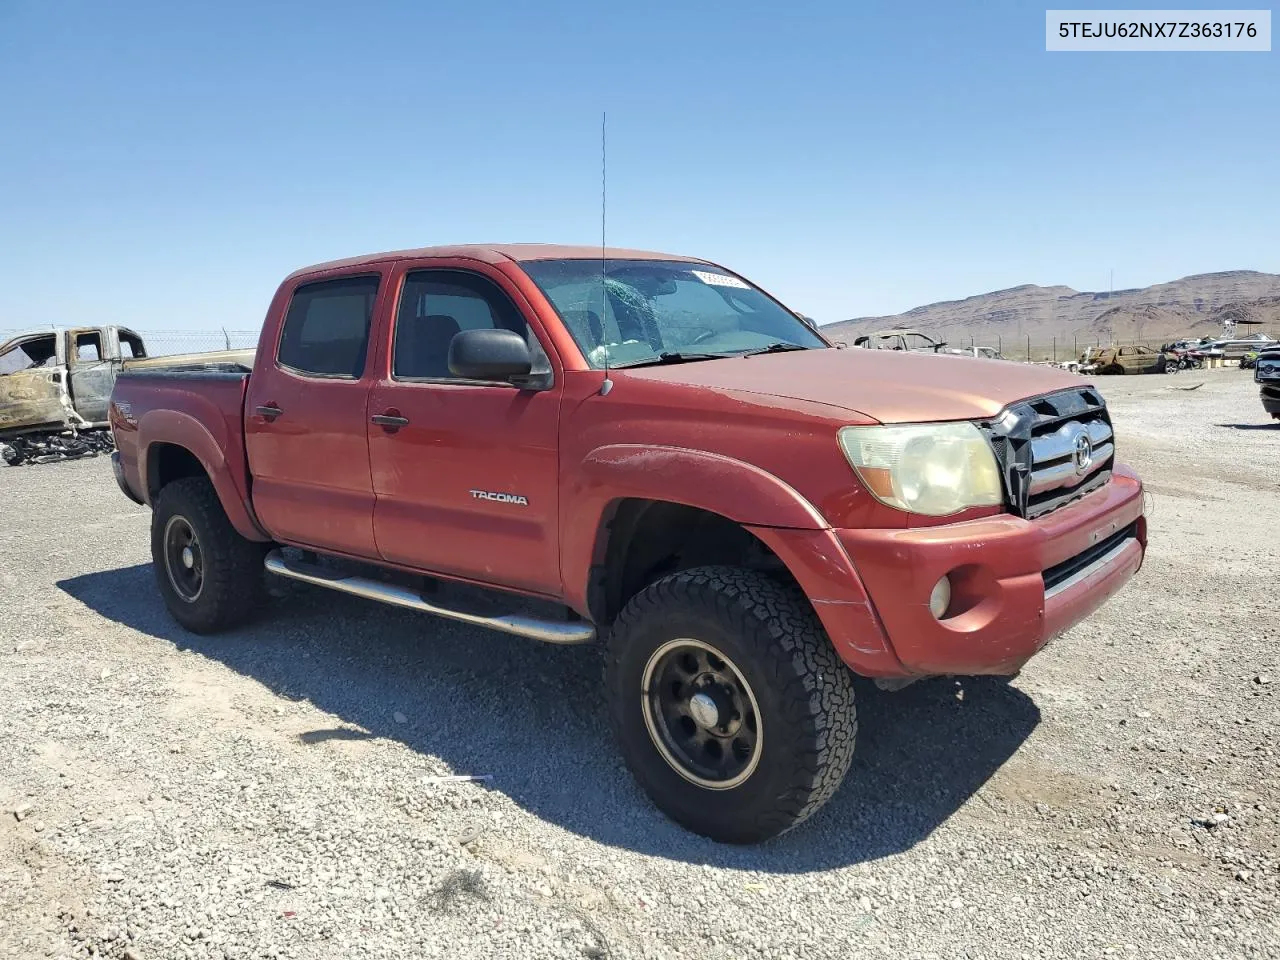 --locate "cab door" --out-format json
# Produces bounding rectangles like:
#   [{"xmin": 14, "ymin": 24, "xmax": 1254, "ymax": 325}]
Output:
[
  {"xmin": 244, "ymin": 273, "xmax": 386, "ymax": 558},
  {"xmin": 66, "ymin": 329, "xmax": 114, "ymax": 423},
  {"xmin": 367, "ymin": 263, "xmax": 563, "ymax": 596},
  {"xmin": 0, "ymin": 332, "xmax": 67, "ymax": 431}
]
